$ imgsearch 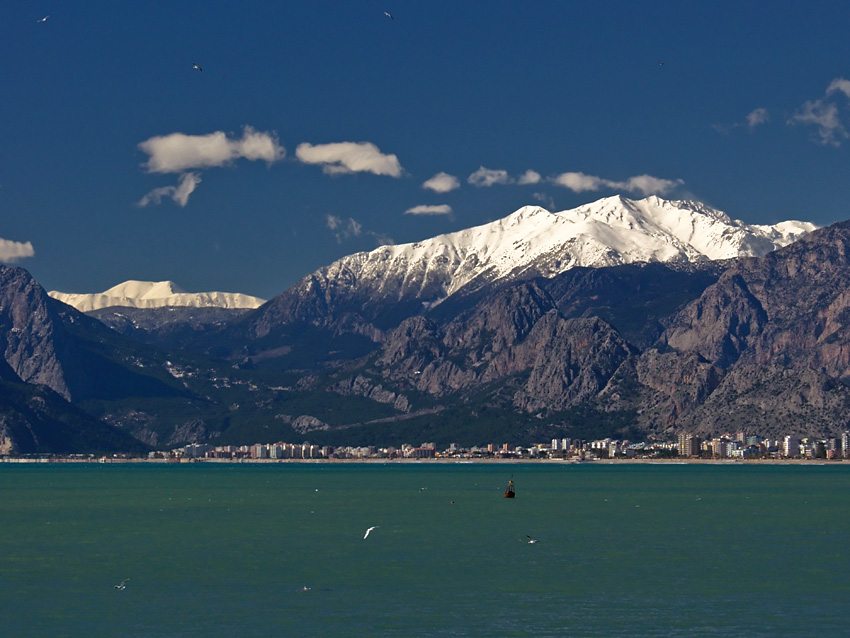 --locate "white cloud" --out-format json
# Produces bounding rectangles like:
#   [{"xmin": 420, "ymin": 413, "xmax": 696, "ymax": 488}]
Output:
[
  {"xmin": 467, "ymin": 166, "xmax": 511, "ymax": 187},
  {"xmin": 422, "ymin": 172, "xmax": 460, "ymax": 193},
  {"xmin": 789, "ymin": 99, "xmax": 846, "ymax": 145},
  {"xmin": 139, "ymin": 126, "xmax": 285, "ymax": 173},
  {"xmin": 551, "ymin": 171, "xmax": 605, "ymax": 192},
  {"xmin": 326, "ymin": 214, "xmax": 363, "ymax": 243},
  {"xmin": 789, "ymin": 78, "xmax": 850, "ymax": 146},
  {"xmin": 532, "ymin": 192, "xmax": 556, "ymax": 210},
  {"xmin": 517, "ymin": 170, "xmax": 542, "ymax": 185},
  {"xmin": 404, "ymin": 204, "xmax": 453, "ymax": 216},
  {"xmin": 746, "ymin": 108, "xmax": 769, "ymax": 128},
  {"xmin": 0, "ymin": 238, "xmax": 35, "ymax": 262},
  {"xmin": 551, "ymin": 171, "xmax": 683, "ymax": 196},
  {"xmin": 138, "ymin": 172, "xmax": 202, "ymax": 208},
  {"xmin": 296, "ymin": 142, "xmax": 403, "ymax": 177},
  {"xmin": 618, "ymin": 174, "xmax": 683, "ymax": 196},
  {"xmin": 827, "ymin": 78, "xmax": 850, "ymax": 99}
]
